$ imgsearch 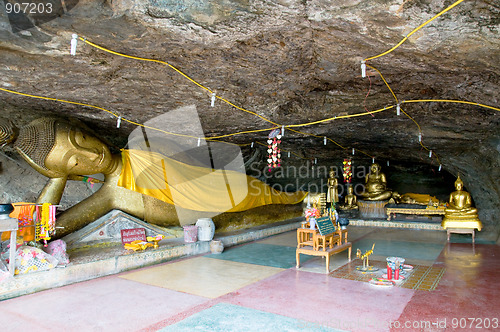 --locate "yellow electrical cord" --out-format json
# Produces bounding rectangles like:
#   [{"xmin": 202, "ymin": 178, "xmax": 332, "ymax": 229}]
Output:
[
  {"xmin": 366, "ymin": 64, "xmax": 442, "ymax": 164},
  {"xmin": 3, "ymin": 19, "xmax": 499, "ymax": 164},
  {"xmin": 402, "ymin": 99, "xmax": 499, "ymax": 112},
  {"xmin": 78, "ymin": 37, "xmax": 499, "ymax": 134},
  {"xmin": 0, "ymin": 86, "xmax": 198, "ymax": 139},
  {"xmin": 288, "ymin": 127, "xmax": 374, "ymax": 159},
  {"xmin": 362, "ymin": 0, "xmax": 498, "ymax": 165},
  {"xmin": 79, "ymin": 37, "xmax": 279, "ymax": 127},
  {"xmin": 0, "ymin": 86, "xmax": 275, "ymax": 143},
  {"xmin": 286, "ymin": 106, "xmax": 393, "ymax": 128},
  {"xmin": 366, "ymin": 65, "xmax": 399, "ymax": 104},
  {"xmin": 2, "ymin": 84, "xmax": 496, "ymax": 165},
  {"xmin": 0, "ymin": 86, "xmax": 119, "ymax": 117},
  {"xmin": 364, "ymin": 0, "xmax": 466, "ymax": 62},
  {"xmin": 206, "ymin": 127, "xmax": 277, "ymax": 140},
  {"xmin": 0, "ymin": 84, "xmax": 376, "ymax": 158}
]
